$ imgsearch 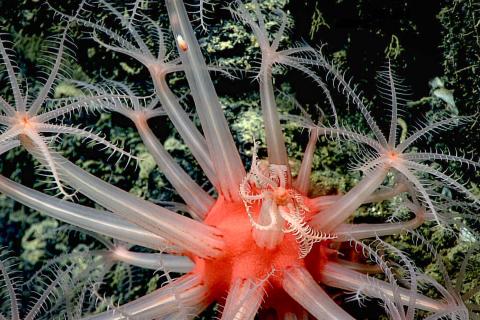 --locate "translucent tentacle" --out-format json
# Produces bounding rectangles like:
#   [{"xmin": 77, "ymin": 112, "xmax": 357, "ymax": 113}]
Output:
[
  {"xmin": 282, "ymin": 266, "xmax": 355, "ymax": 320},
  {"xmin": 259, "ymin": 68, "xmax": 289, "ymax": 169},
  {"xmin": 393, "ymin": 164, "xmax": 440, "ymax": 224},
  {"xmin": 97, "ymin": 0, "xmax": 152, "ymax": 58},
  {"xmin": 150, "ymin": 74, "xmax": 217, "ymax": 186},
  {"xmin": 111, "ymin": 247, "xmax": 194, "ymax": 273},
  {"xmin": 135, "ymin": 116, "xmax": 214, "ymax": 218},
  {"xmin": 28, "ymin": 27, "xmax": 69, "ymax": 116},
  {"xmin": 166, "ymin": 0, "xmax": 245, "ymax": 201},
  {"xmin": 321, "ymin": 262, "xmax": 448, "ymax": 313},
  {"xmin": 0, "ymin": 34, "xmax": 24, "ymax": 111},
  {"xmin": 364, "ymin": 182, "xmax": 408, "ymax": 203},
  {"xmin": 396, "ymin": 116, "xmax": 469, "ymax": 152},
  {"xmin": 23, "ymin": 140, "xmax": 224, "ymax": 259},
  {"xmin": 404, "ymin": 160, "xmax": 480, "ymax": 202},
  {"xmin": 310, "ymin": 165, "xmax": 389, "ymax": 231},
  {"xmin": 23, "ymin": 128, "xmax": 73, "ymax": 198},
  {"xmin": 0, "ymin": 126, "xmax": 23, "ymax": 144},
  {"xmin": 294, "ymin": 128, "xmax": 318, "ymax": 194},
  {"xmin": 0, "ymin": 139, "xmax": 20, "ymax": 156},
  {"xmin": 0, "ymin": 253, "xmax": 20, "ymax": 320},
  {"xmin": 271, "ymin": 9, "xmax": 287, "ymax": 51},
  {"xmin": 220, "ymin": 278, "xmax": 264, "ymax": 320},
  {"xmin": 309, "ymin": 194, "xmax": 342, "ymax": 212},
  {"xmin": 315, "ymin": 53, "xmax": 388, "ymax": 147},
  {"xmin": 82, "ymin": 274, "xmax": 208, "ymax": 320},
  {"xmin": 35, "ymin": 94, "xmax": 128, "ymax": 123},
  {"xmin": 278, "ymin": 56, "xmax": 338, "ymax": 126},
  {"xmin": 36, "ymin": 123, "xmax": 137, "ymax": 163},
  {"xmin": 0, "ymin": 95, "xmax": 15, "ymax": 116},
  {"xmin": 334, "ymin": 204, "xmax": 425, "ymax": 240},
  {"xmin": 24, "ymin": 265, "xmax": 74, "ymax": 320},
  {"xmin": 0, "ymin": 174, "xmax": 170, "ymax": 251},
  {"xmin": 404, "ymin": 150, "xmax": 480, "ymax": 169},
  {"xmin": 384, "ymin": 60, "xmax": 399, "ymax": 147},
  {"xmin": 312, "ymin": 125, "xmax": 384, "ymax": 152}
]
